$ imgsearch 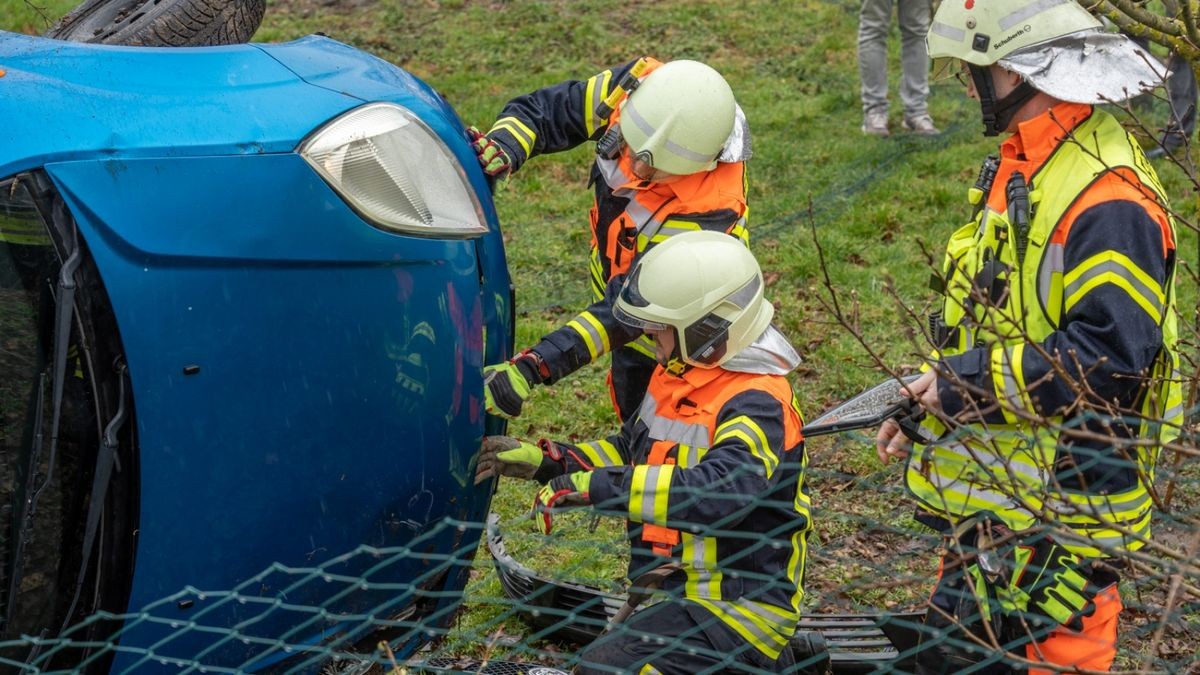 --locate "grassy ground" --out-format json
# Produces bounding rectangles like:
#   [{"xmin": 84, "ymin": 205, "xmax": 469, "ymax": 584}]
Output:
[{"xmin": 5, "ymin": 0, "xmax": 1200, "ymax": 669}]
